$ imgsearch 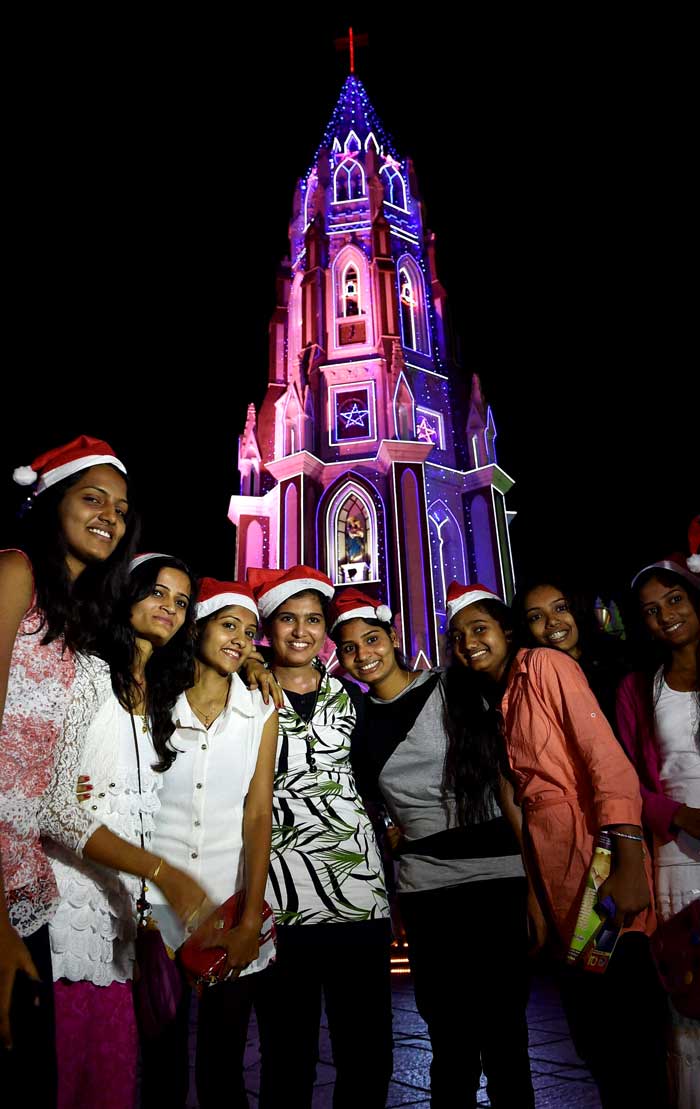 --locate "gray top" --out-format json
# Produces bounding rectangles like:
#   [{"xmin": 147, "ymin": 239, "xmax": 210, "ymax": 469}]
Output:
[{"xmin": 373, "ymin": 670, "xmax": 524, "ymax": 893}]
